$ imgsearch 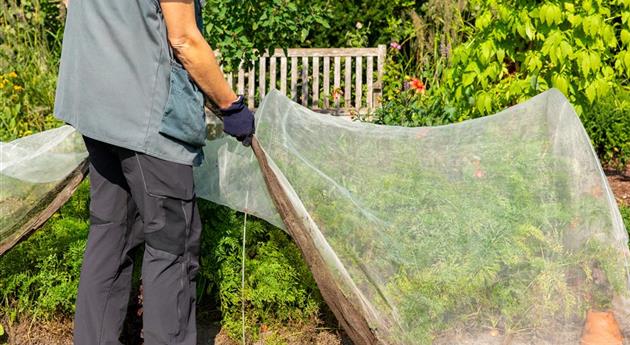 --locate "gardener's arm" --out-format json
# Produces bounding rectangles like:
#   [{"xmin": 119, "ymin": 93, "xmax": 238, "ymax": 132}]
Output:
[{"xmin": 160, "ymin": 0, "xmax": 237, "ymax": 109}]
